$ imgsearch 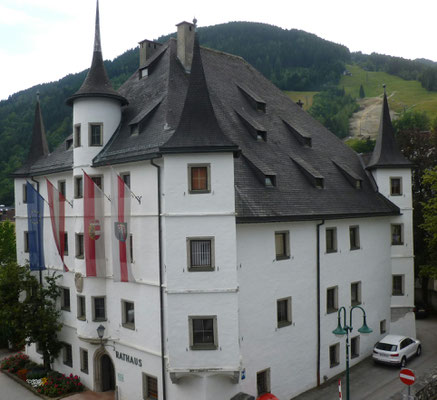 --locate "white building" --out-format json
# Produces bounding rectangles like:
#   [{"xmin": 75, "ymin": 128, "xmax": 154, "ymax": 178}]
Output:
[{"xmin": 13, "ymin": 4, "xmax": 416, "ymax": 400}]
